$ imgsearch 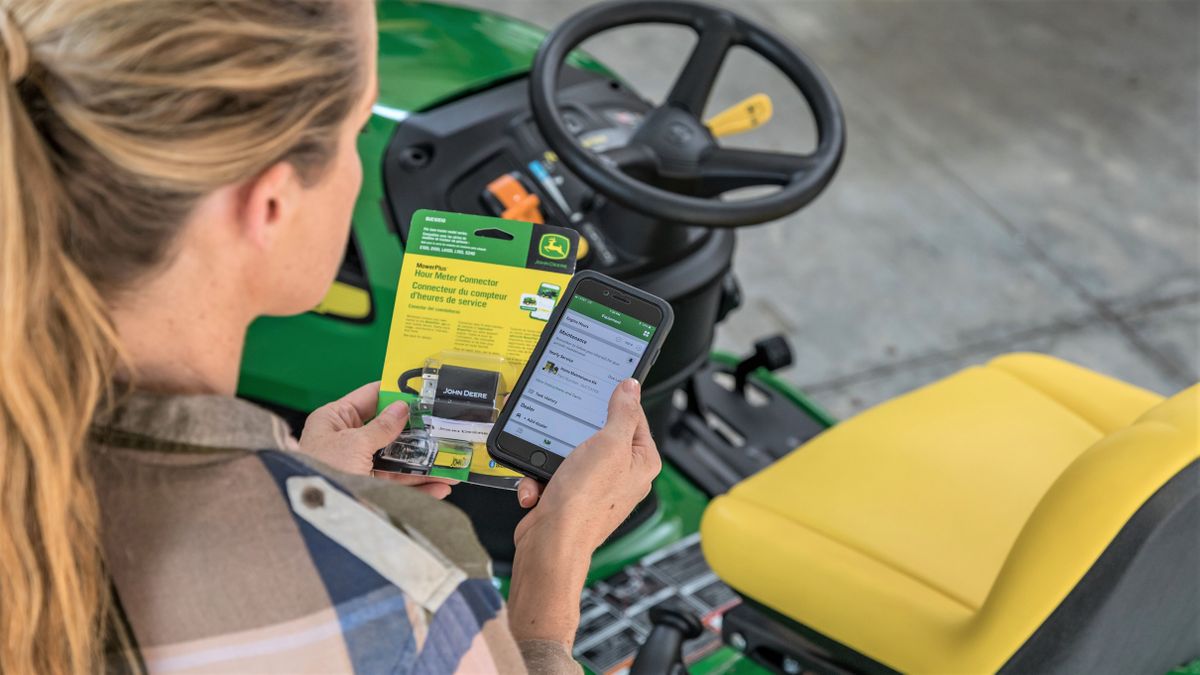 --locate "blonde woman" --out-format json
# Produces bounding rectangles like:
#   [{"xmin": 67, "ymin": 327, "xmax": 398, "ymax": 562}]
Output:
[{"xmin": 0, "ymin": 1, "xmax": 659, "ymax": 673}]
